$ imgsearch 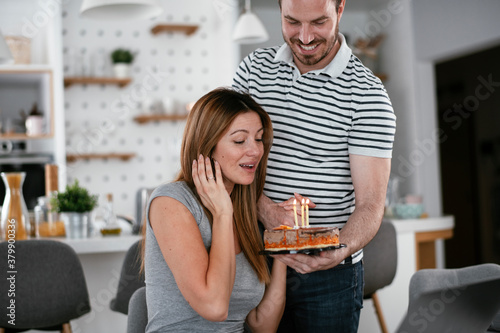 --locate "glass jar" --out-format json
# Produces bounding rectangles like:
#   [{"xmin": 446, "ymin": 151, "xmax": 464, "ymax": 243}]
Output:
[
  {"xmin": 34, "ymin": 196, "xmax": 65, "ymax": 237},
  {"xmin": 1, "ymin": 172, "xmax": 30, "ymax": 240}
]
